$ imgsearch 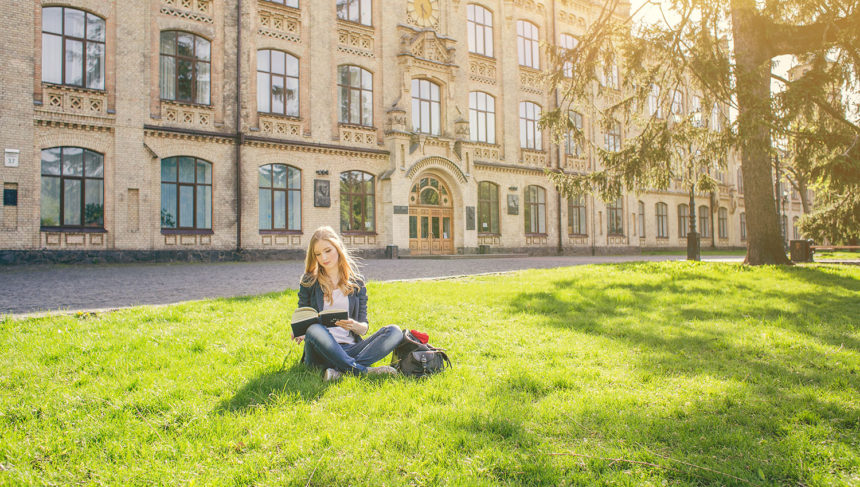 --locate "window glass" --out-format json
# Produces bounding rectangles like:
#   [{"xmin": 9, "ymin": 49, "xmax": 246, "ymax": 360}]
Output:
[{"xmin": 40, "ymin": 147, "xmax": 104, "ymax": 228}]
